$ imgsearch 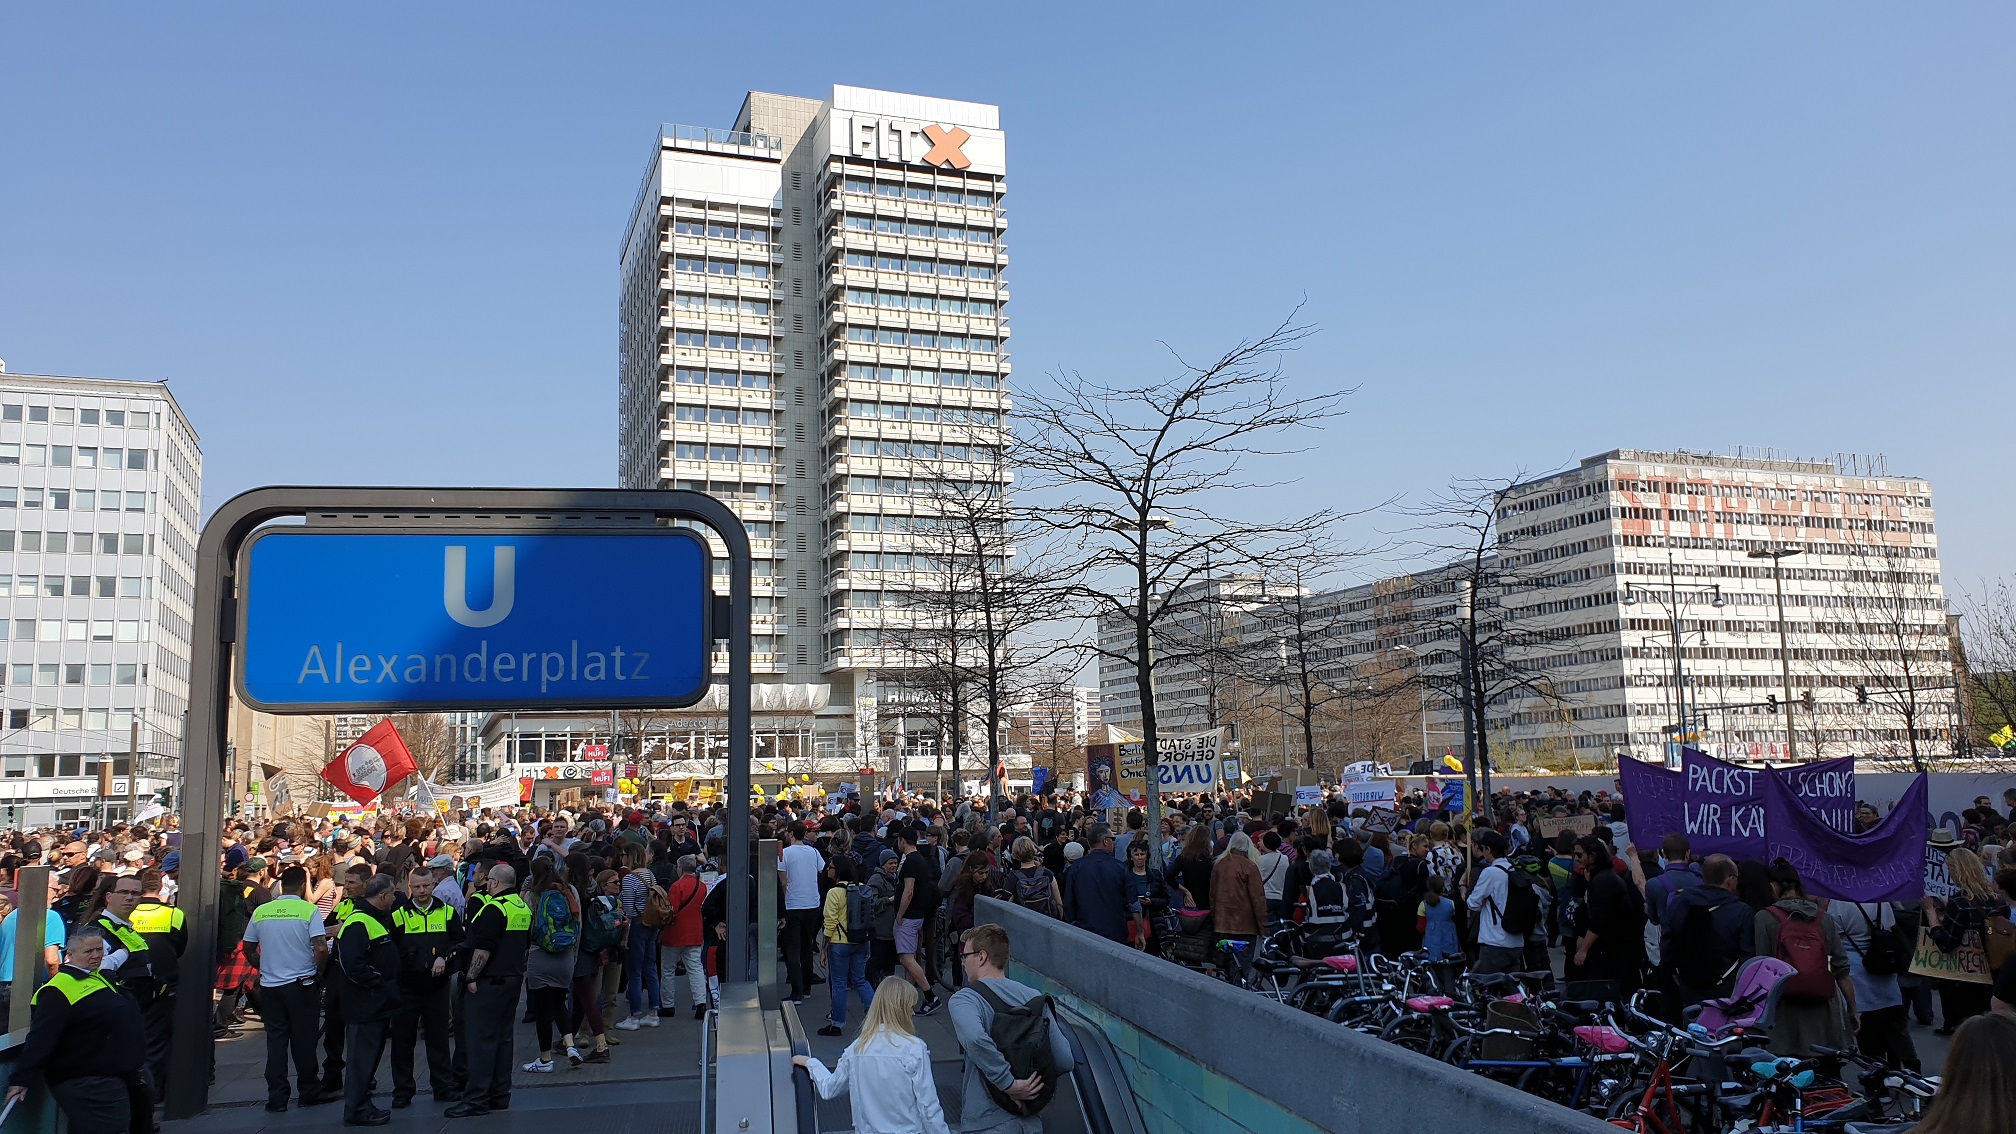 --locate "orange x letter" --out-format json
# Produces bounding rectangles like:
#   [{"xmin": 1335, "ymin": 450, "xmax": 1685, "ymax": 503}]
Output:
[{"xmin": 921, "ymin": 124, "xmax": 972, "ymax": 170}]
